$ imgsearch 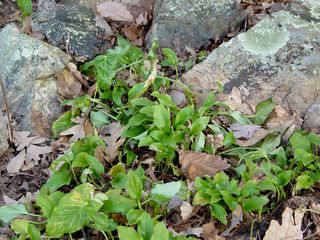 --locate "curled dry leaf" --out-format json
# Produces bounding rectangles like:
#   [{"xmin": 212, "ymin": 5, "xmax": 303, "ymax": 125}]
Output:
[
  {"xmin": 263, "ymin": 207, "xmax": 304, "ymax": 240},
  {"xmin": 6, "ymin": 150, "xmax": 26, "ymax": 174},
  {"xmin": 60, "ymin": 117, "xmax": 86, "ymax": 143},
  {"xmin": 179, "ymin": 150, "xmax": 230, "ymax": 180},
  {"xmin": 221, "ymin": 205, "xmax": 243, "ymax": 237},
  {"xmin": 97, "ymin": 1, "xmax": 134, "ymax": 22},
  {"xmin": 202, "ymin": 222, "xmax": 225, "ymax": 240},
  {"xmin": 236, "ymin": 128, "xmax": 269, "ymax": 147},
  {"xmin": 180, "ymin": 201, "xmax": 194, "ymax": 221},
  {"xmin": 56, "ymin": 68, "xmax": 82, "ymax": 99}
]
